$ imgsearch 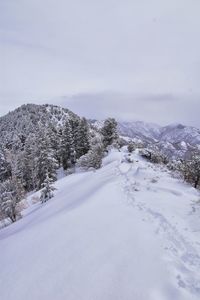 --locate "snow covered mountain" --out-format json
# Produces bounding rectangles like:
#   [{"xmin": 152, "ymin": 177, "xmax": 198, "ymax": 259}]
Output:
[
  {"xmin": 118, "ymin": 121, "xmax": 161, "ymax": 142},
  {"xmin": 0, "ymin": 148, "xmax": 200, "ymax": 300},
  {"xmin": 0, "ymin": 103, "xmax": 94, "ymax": 192},
  {"xmin": 0, "ymin": 103, "xmax": 81, "ymax": 147},
  {"xmin": 118, "ymin": 121, "xmax": 200, "ymax": 158},
  {"xmin": 118, "ymin": 121, "xmax": 200, "ymax": 145},
  {"xmin": 160, "ymin": 123, "xmax": 200, "ymax": 146},
  {"xmin": 1, "ymin": 104, "xmax": 199, "ymax": 160}
]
